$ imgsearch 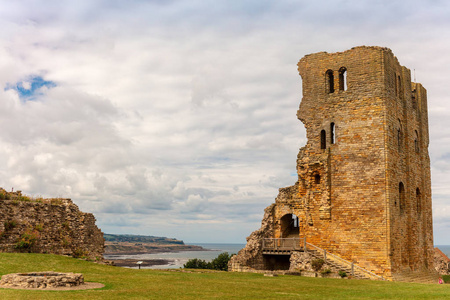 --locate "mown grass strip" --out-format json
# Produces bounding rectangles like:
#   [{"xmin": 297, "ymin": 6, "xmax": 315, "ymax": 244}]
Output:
[{"xmin": 0, "ymin": 253, "xmax": 449, "ymax": 299}]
